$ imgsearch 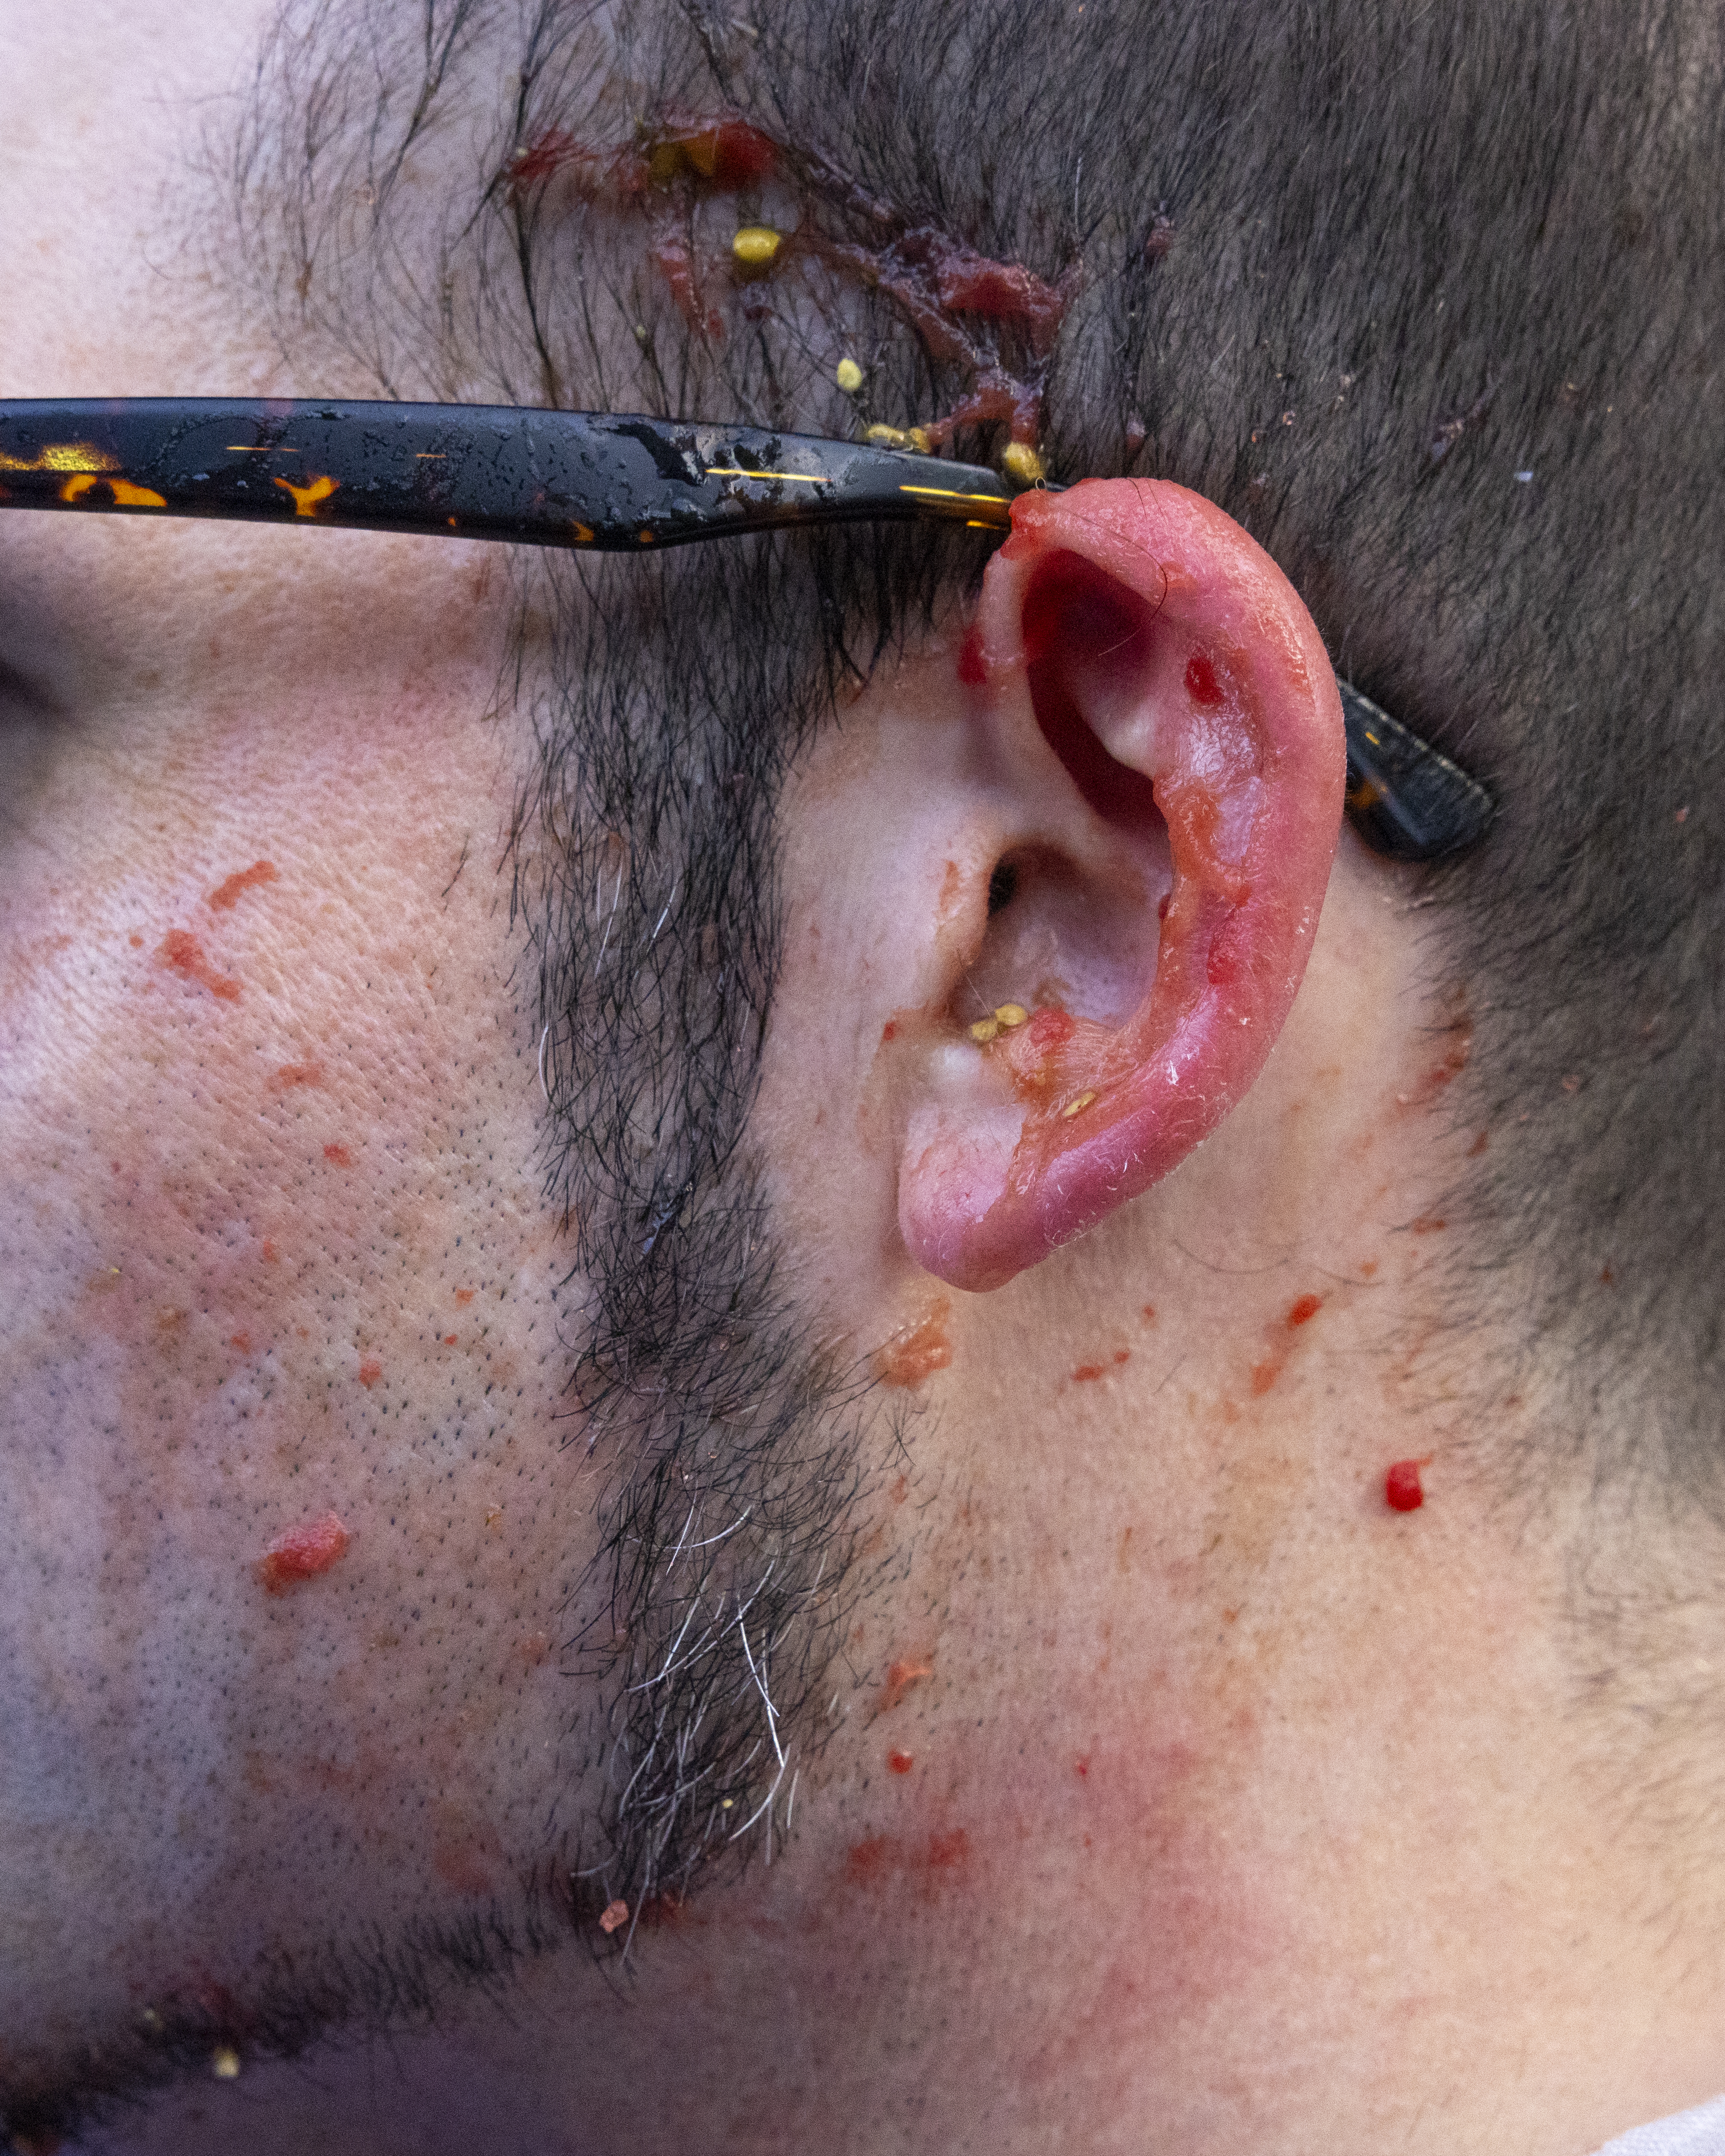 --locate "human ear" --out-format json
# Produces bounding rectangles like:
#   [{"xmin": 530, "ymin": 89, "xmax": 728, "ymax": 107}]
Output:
[{"xmin": 899, "ymin": 479, "xmax": 1344, "ymax": 1291}]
